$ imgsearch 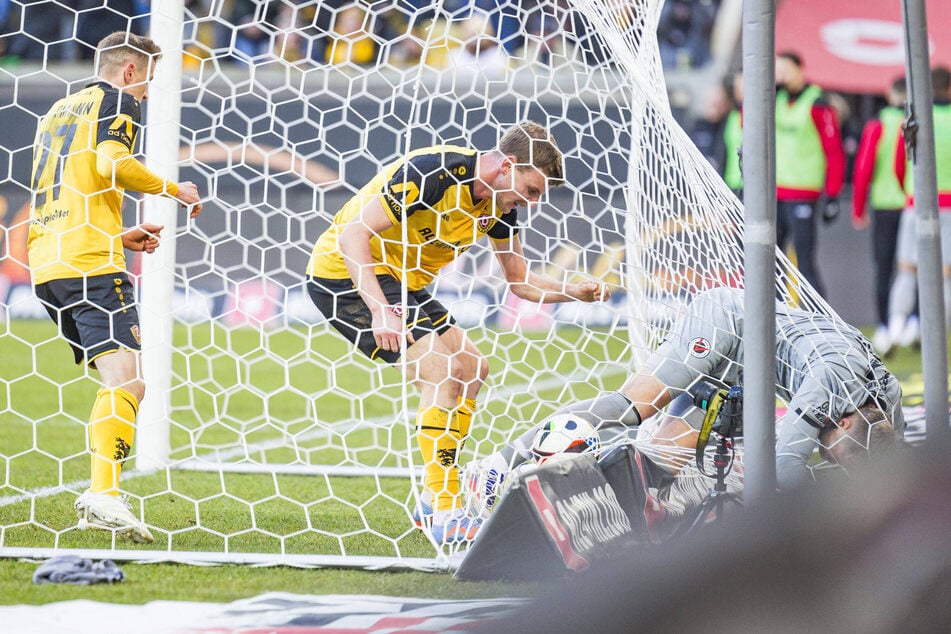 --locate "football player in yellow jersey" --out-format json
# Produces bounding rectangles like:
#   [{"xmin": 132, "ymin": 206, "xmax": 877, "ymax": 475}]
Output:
[
  {"xmin": 27, "ymin": 32, "xmax": 203, "ymax": 543},
  {"xmin": 307, "ymin": 121, "xmax": 610, "ymax": 544}
]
